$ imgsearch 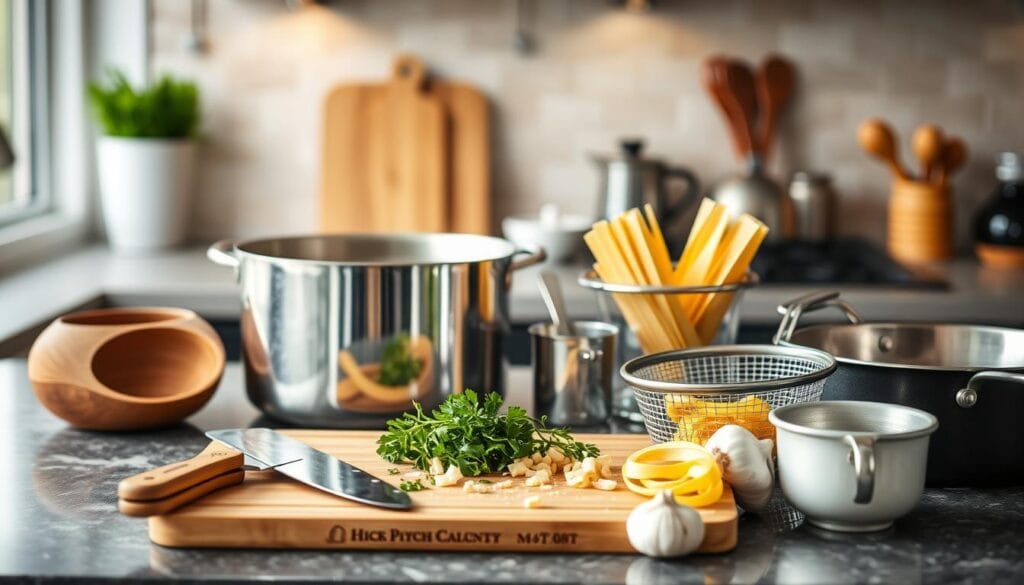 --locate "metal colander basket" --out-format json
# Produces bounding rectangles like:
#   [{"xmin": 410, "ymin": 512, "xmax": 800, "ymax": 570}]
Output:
[{"xmin": 620, "ymin": 345, "xmax": 837, "ymax": 443}]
